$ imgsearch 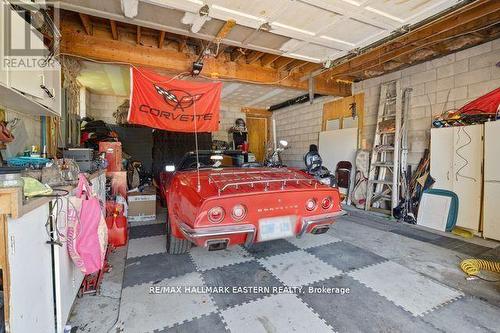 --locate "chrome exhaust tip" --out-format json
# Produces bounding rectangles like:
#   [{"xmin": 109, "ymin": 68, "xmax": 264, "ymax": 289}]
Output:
[
  {"xmin": 207, "ymin": 239, "xmax": 228, "ymax": 251},
  {"xmin": 311, "ymin": 225, "xmax": 330, "ymax": 235}
]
